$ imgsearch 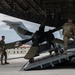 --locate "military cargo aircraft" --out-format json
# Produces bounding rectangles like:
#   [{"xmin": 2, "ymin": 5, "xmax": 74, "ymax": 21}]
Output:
[
  {"xmin": 2, "ymin": 19, "xmax": 64, "ymax": 61},
  {"xmin": 2, "ymin": 19, "xmax": 75, "ymax": 66},
  {"xmin": 0, "ymin": 0, "xmax": 75, "ymax": 70}
]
